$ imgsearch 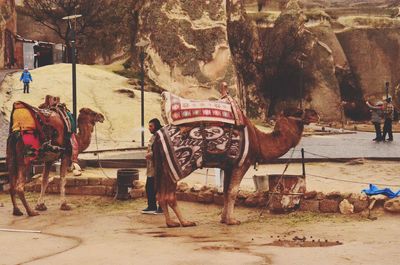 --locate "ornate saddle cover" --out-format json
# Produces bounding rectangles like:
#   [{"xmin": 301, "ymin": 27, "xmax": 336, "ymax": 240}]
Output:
[
  {"xmin": 161, "ymin": 92, "xmax": 240, "ymax": 126},
  {"xmin": 156, "ymin": 124, "xmax": 249, "ymax": 183},
  {"xmin": 9, "ymin": 100, "xmax": 72, "ymax": 162}
]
